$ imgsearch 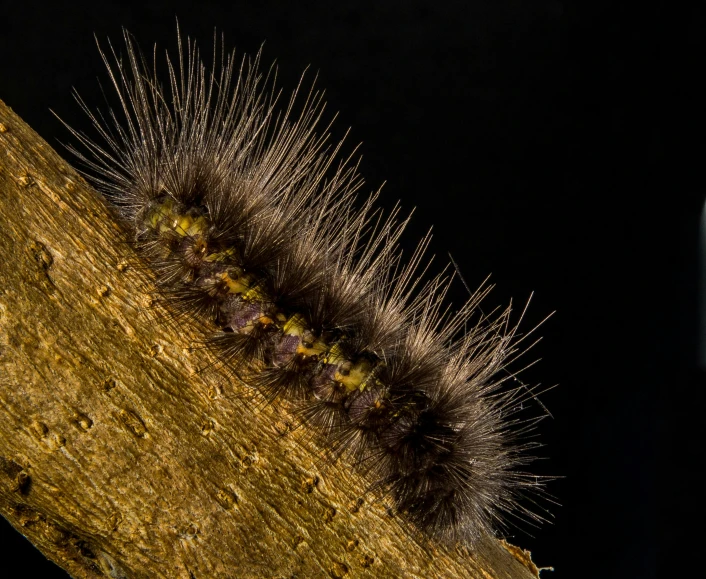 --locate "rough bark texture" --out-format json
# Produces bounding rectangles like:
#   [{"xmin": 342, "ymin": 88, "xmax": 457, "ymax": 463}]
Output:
[{"xmin": 0, "ymin": 99, "xmax": 544, "ymax": 579}]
